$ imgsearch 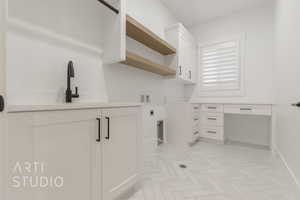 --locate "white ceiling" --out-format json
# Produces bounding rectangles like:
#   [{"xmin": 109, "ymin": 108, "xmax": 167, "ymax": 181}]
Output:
[{"xmin": 160, "ymin": 0, "xmax": 273, "ymax": 27}]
